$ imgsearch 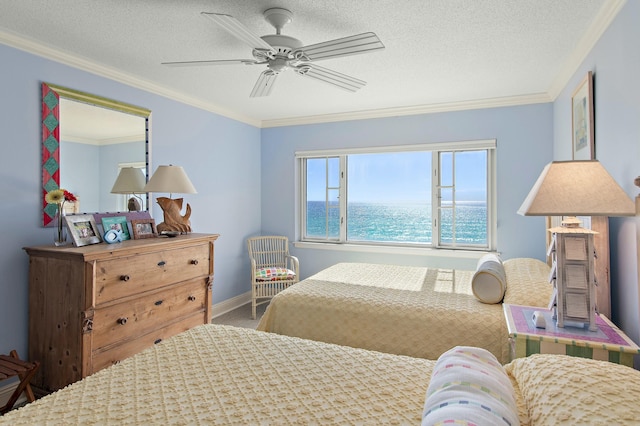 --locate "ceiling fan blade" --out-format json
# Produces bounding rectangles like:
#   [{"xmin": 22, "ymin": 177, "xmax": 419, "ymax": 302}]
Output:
[
  {"xmin": 295, "ymin": 64, "xmax": 366, "ymax": 92},
  {"xmin": 250, "ymin": 70, "xmax": 278, "ymax": 97},
  {"xmin": 295, "ymin": 32, "xmax": 384, "ymax": 62},
  {"xmin": 201, "ymin": 12, "xmax": 276, "ymax": 54},
  {"xmin": 162, "ymin": 59, "xmax": 260, "ymax": 67}
]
